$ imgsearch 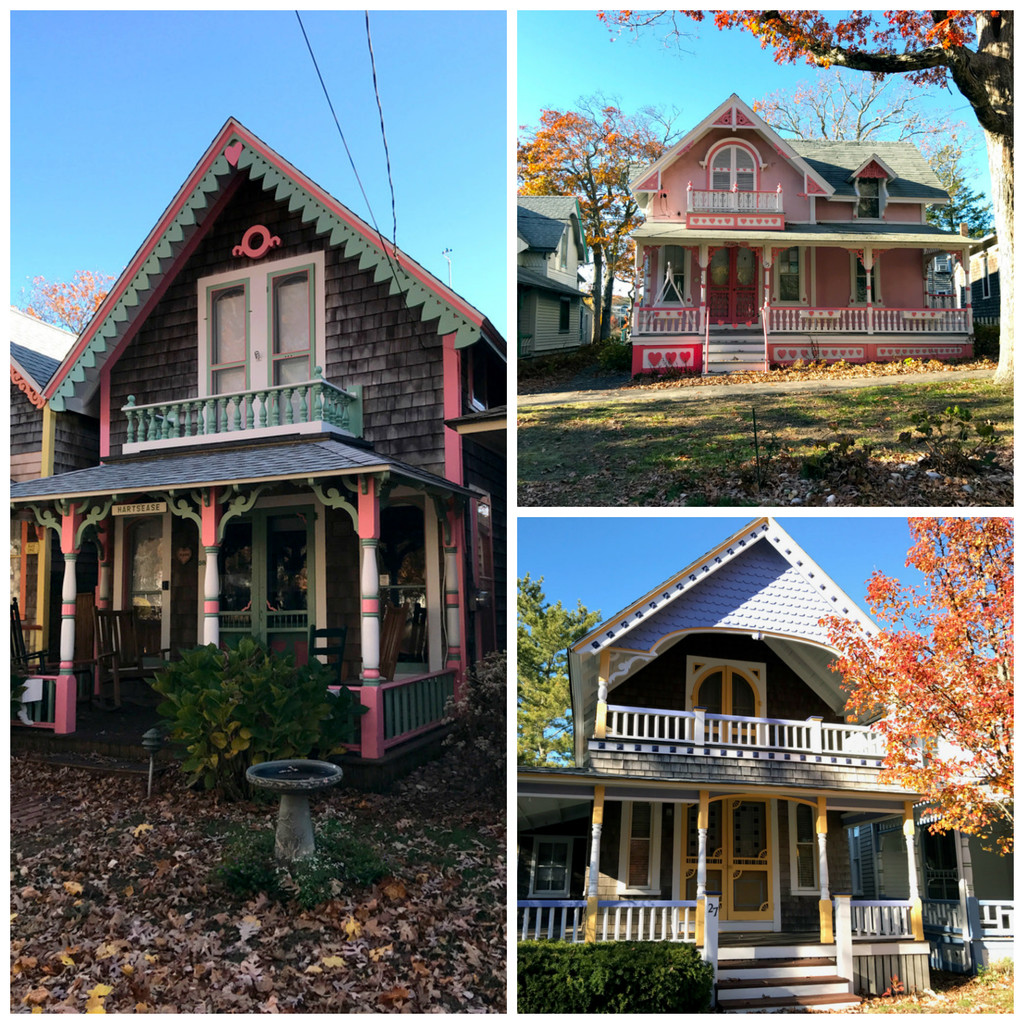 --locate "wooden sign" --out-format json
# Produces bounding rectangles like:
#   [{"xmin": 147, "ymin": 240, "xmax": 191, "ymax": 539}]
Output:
[{"xmin": 112, "ymin": 501, "xmax": 167, "ymax": 516}]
